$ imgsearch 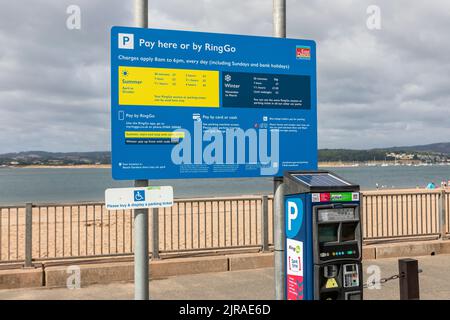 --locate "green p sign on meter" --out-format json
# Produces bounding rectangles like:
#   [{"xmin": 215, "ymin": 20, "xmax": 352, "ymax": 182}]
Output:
[{"xmin": 105, "ymin": 186, "xmax": 174, "ymax": 210}]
